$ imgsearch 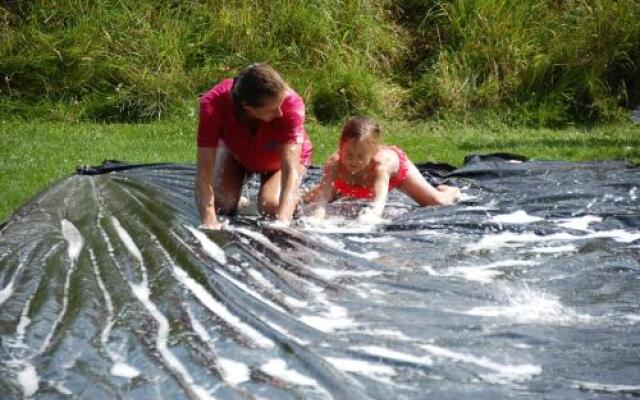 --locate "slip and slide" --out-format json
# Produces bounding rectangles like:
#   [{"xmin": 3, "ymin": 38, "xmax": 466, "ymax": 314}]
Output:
[{"xmin": 0, "ymin": 155, "xmax": 639, "ymax": 399}]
